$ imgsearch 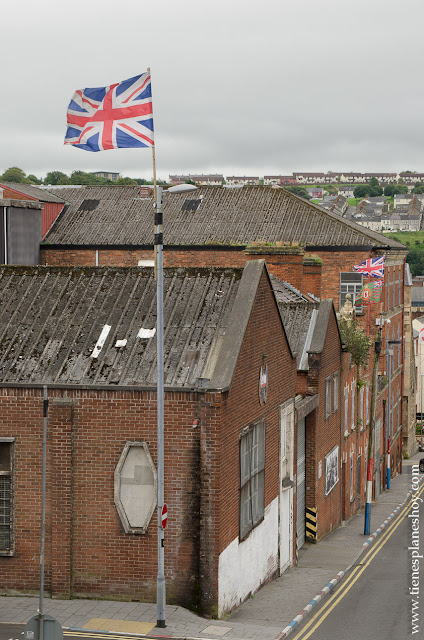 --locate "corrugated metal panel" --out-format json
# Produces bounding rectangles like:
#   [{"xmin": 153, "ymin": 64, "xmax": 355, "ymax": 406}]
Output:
[
  {"xmin": 42, "ymin": 202, "xmax": 65, "ymax": 238},
  {"xmin": 0, "ymin": 265, "xmax": 241, "ymax": 387},
  {"xmin": 44, "ymin": 186, "xmax": 406, "ymax": 249}
]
